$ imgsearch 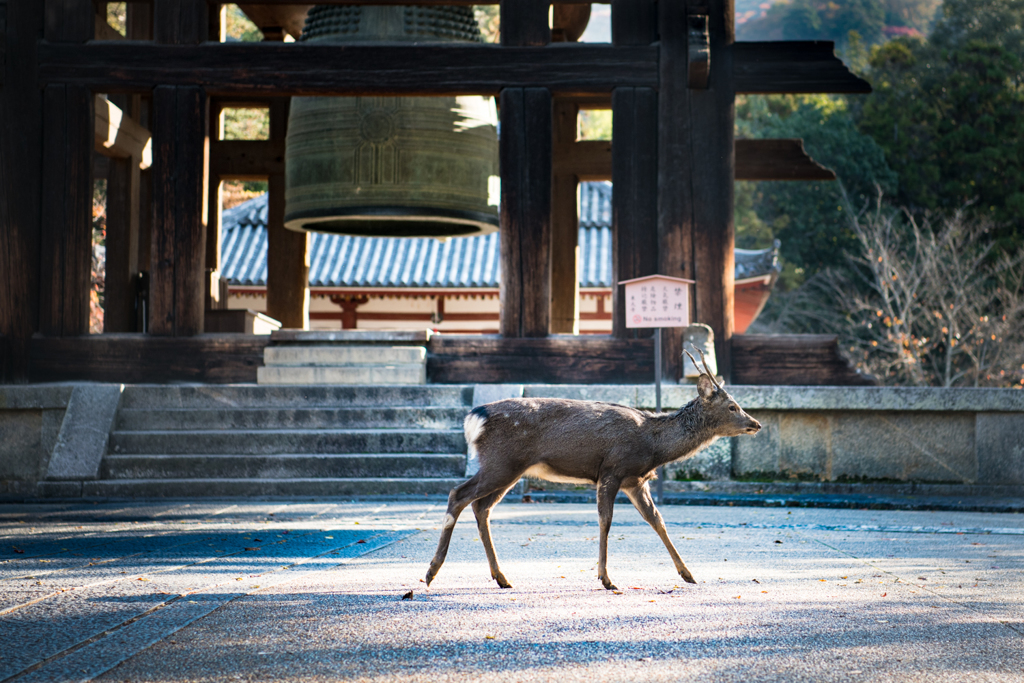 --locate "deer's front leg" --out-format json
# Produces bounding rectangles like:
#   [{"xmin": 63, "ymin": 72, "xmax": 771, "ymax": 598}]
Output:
[
  {"xmin": 624, "ymin": 481, "xmax": 696, "ymax": 584},
  {"xmin": 596, "ymin": 475, "xmax": 622, "ymax": 590}
]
